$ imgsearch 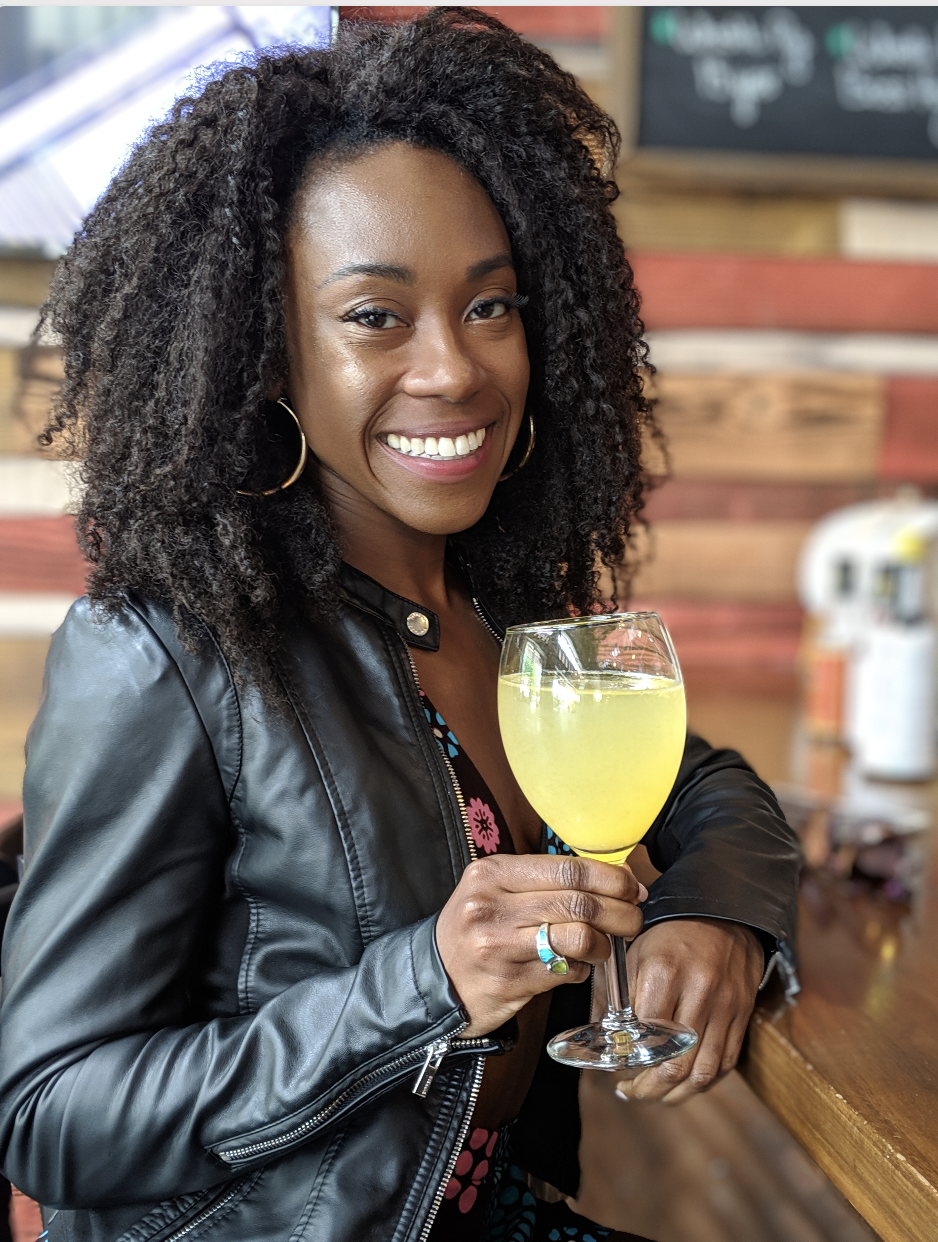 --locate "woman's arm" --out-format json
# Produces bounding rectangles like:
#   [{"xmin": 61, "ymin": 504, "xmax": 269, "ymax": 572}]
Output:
[
  {"xmin": 0, "ymin": 600, "xmax": 468, "ymax": 1207},
  {"xmin": 618, "ymin": 732, "xmax": 802, "ymax": 1102},
  {"xmin": 642, "ymin": 732, "xmax": 801, "ymax": 948}
]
